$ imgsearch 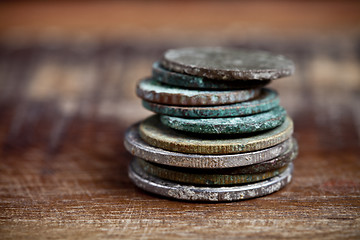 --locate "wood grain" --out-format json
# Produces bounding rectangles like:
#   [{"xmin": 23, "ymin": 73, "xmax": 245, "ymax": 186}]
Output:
[{"xmin": 0, "ymin": 2, "xmax": 360, "ymax": 239}]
